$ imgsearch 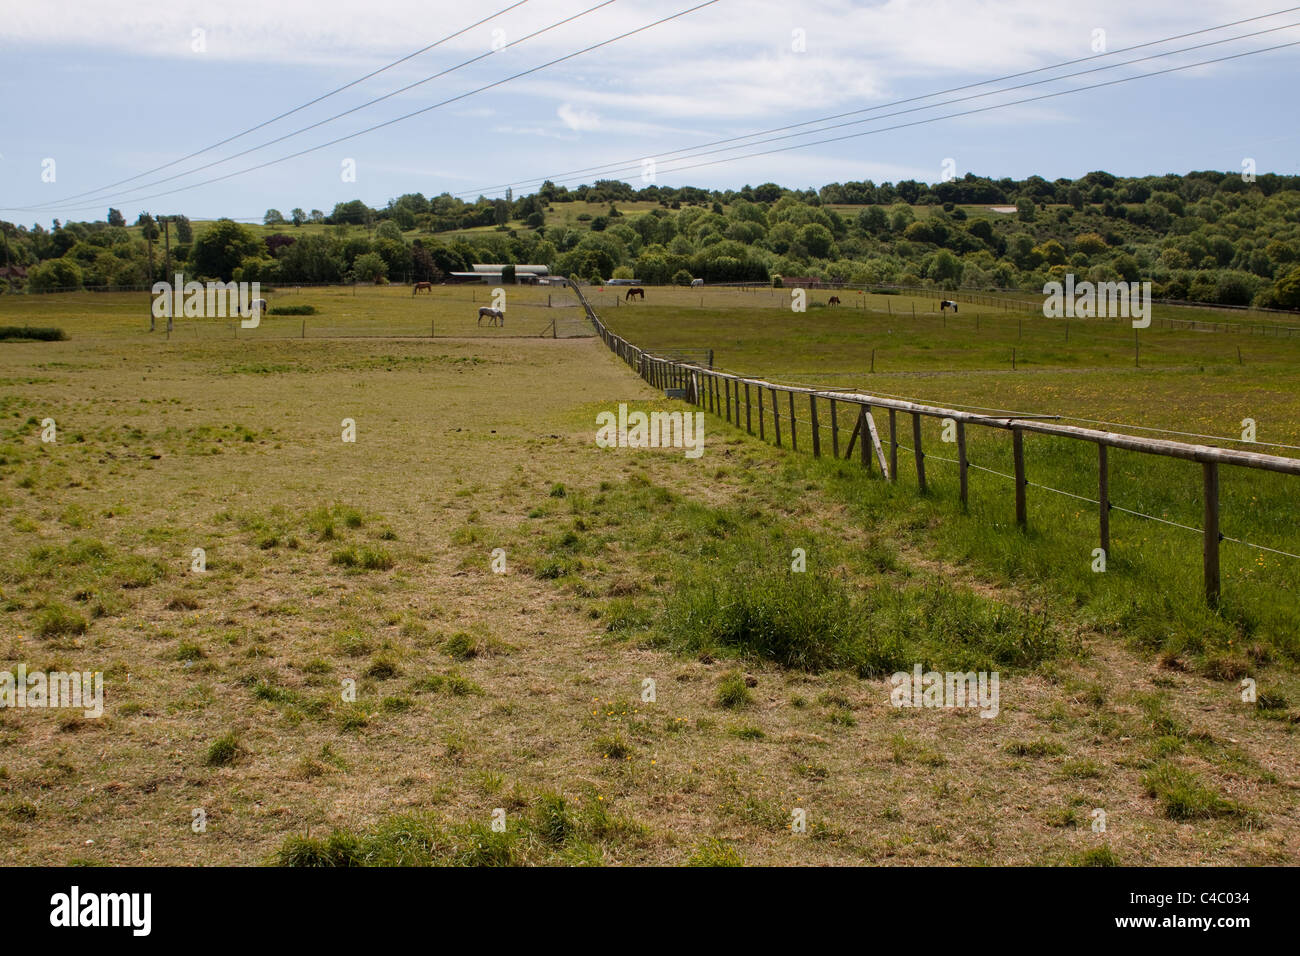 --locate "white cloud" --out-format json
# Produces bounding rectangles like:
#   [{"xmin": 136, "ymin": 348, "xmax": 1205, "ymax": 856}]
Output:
[{"xmin": 557, "ymin": 102, "xmax": 601, "ymax": 131}]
